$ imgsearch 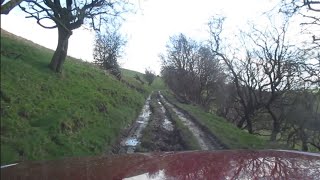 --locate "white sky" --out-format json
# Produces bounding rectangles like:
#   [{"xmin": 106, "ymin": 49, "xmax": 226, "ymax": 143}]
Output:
[{"xmin": 1, "ymin": 0, "xmax": 280, "ymax": 74}]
